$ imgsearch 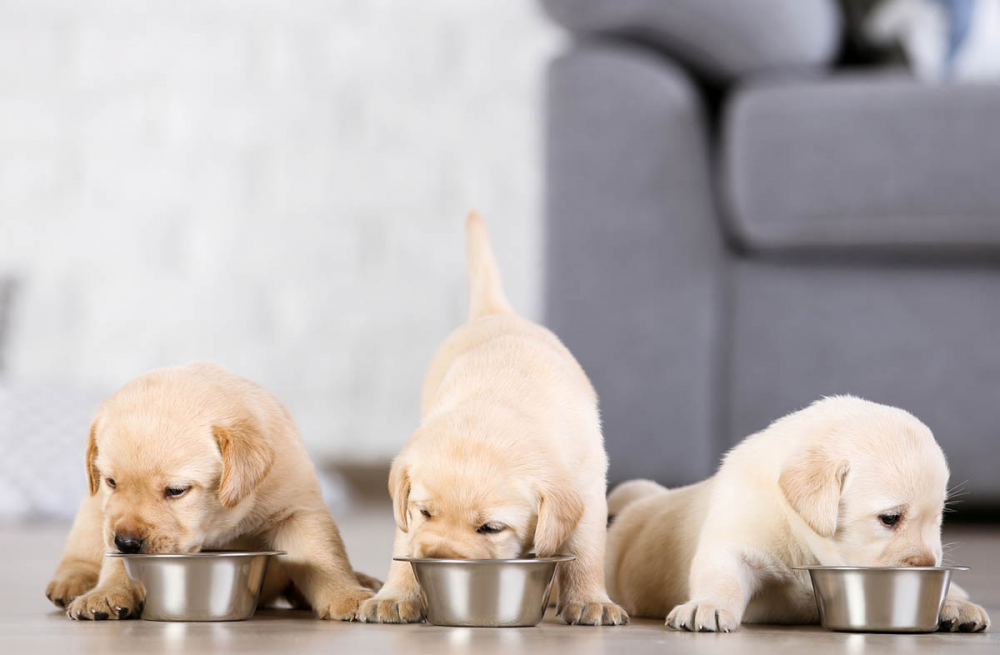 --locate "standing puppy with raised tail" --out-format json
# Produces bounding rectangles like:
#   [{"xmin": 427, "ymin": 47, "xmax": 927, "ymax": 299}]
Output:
[
  {"xmin": 606, "ymin": 396, "xmax": 990, "ymax": 633},
  {"xmin": 360, "ymin": 211, "xmax": 627, "ymax": 626}
]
